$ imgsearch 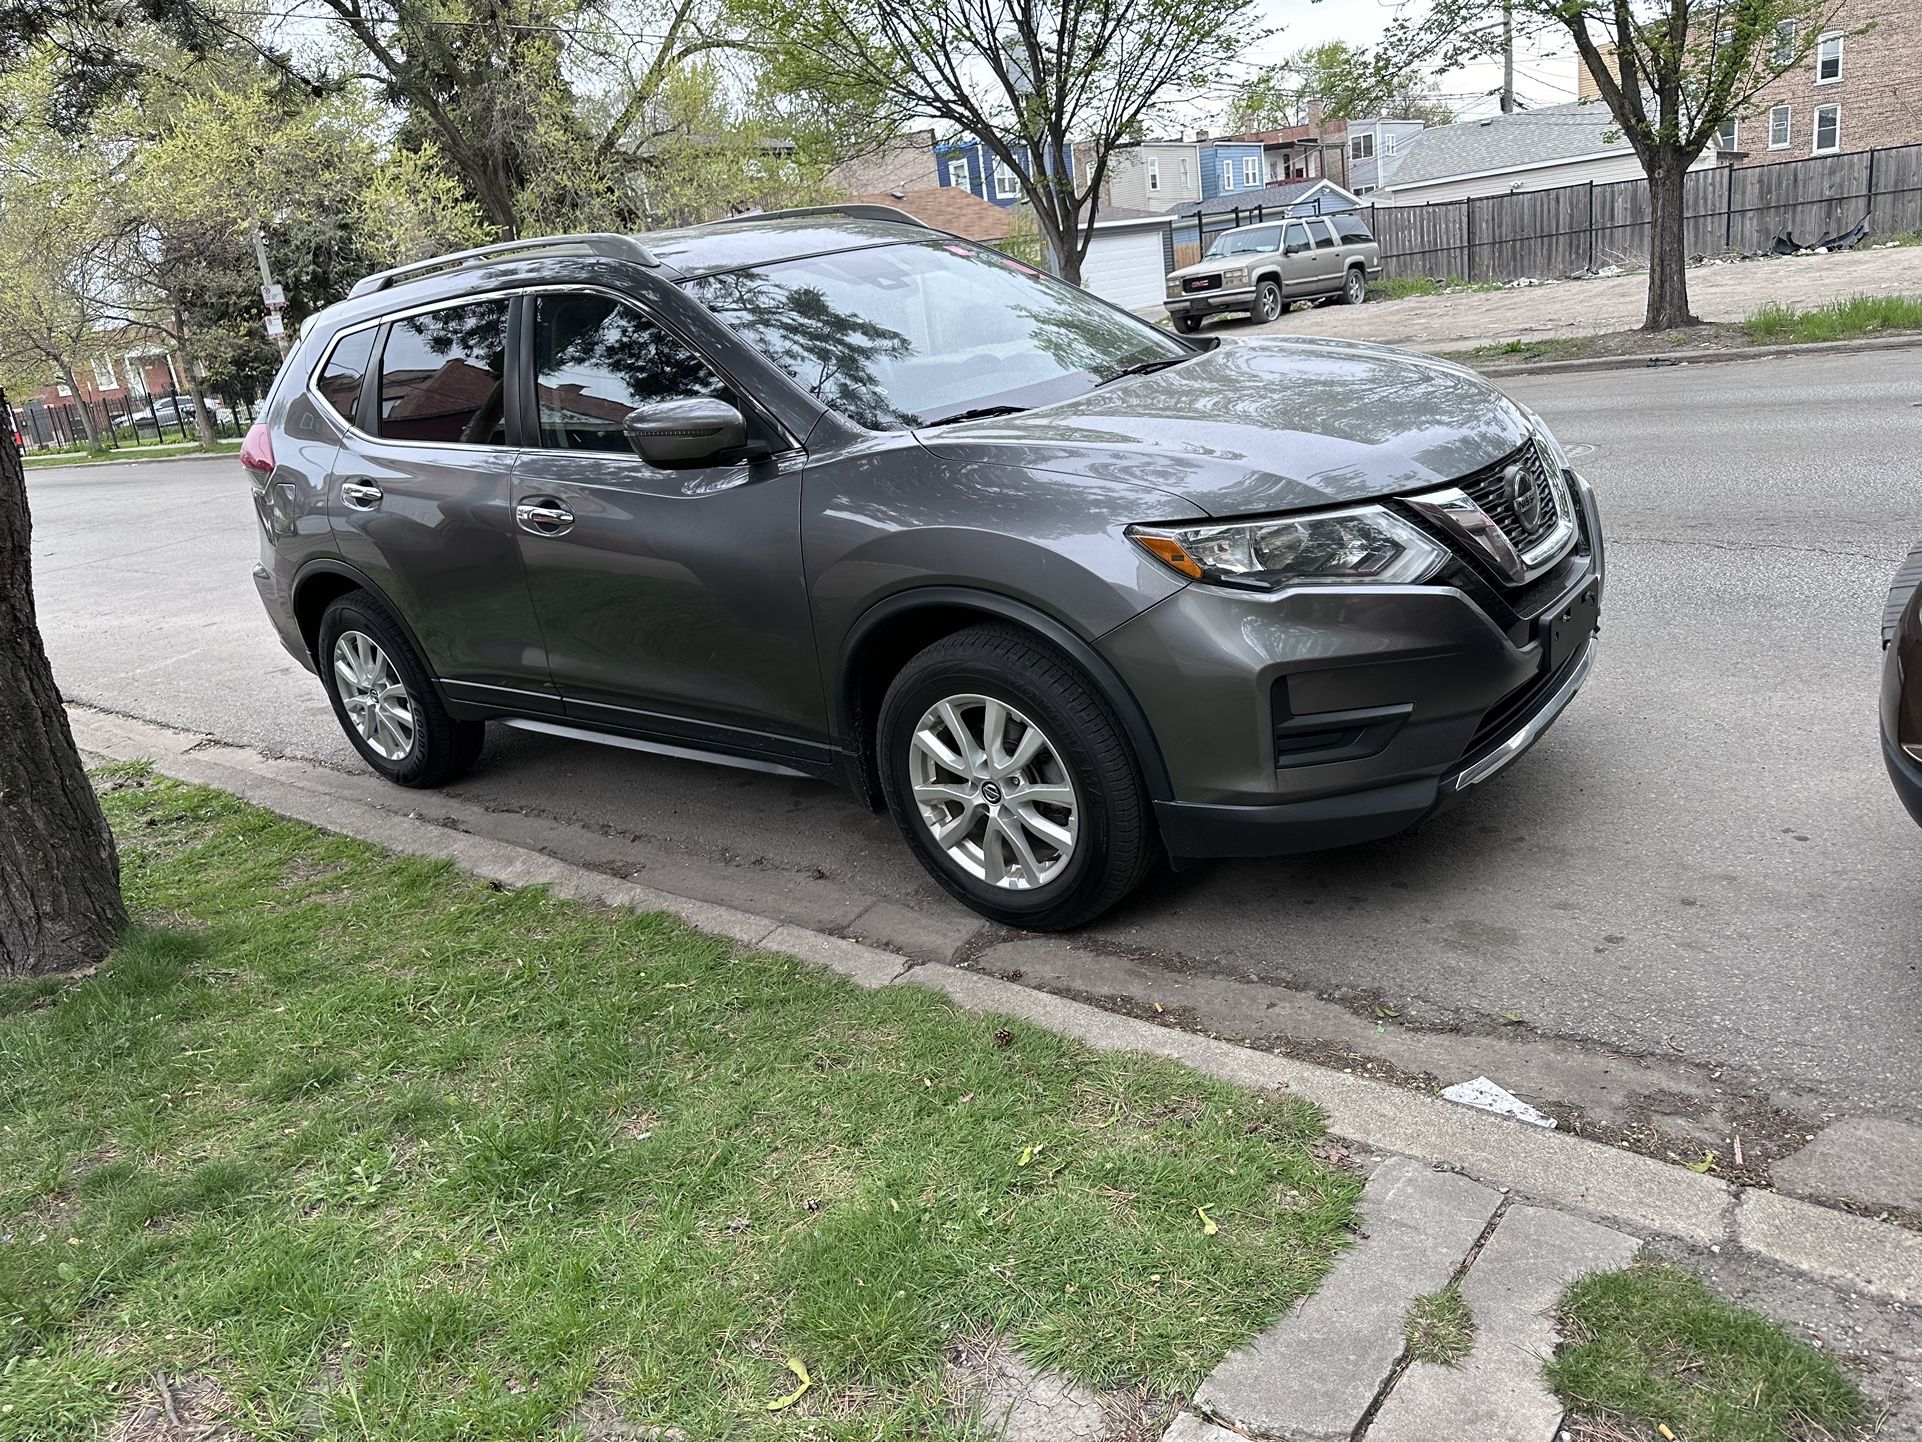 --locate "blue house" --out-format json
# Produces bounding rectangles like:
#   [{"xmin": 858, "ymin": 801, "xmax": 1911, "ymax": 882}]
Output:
[
  {"xmin": 1197, "ymin": 140, "xmax": 1268, "ymax": 202},
  {"xmin": 935, "ymin": 138, "xmax": 1075, "ymax": 208}
]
